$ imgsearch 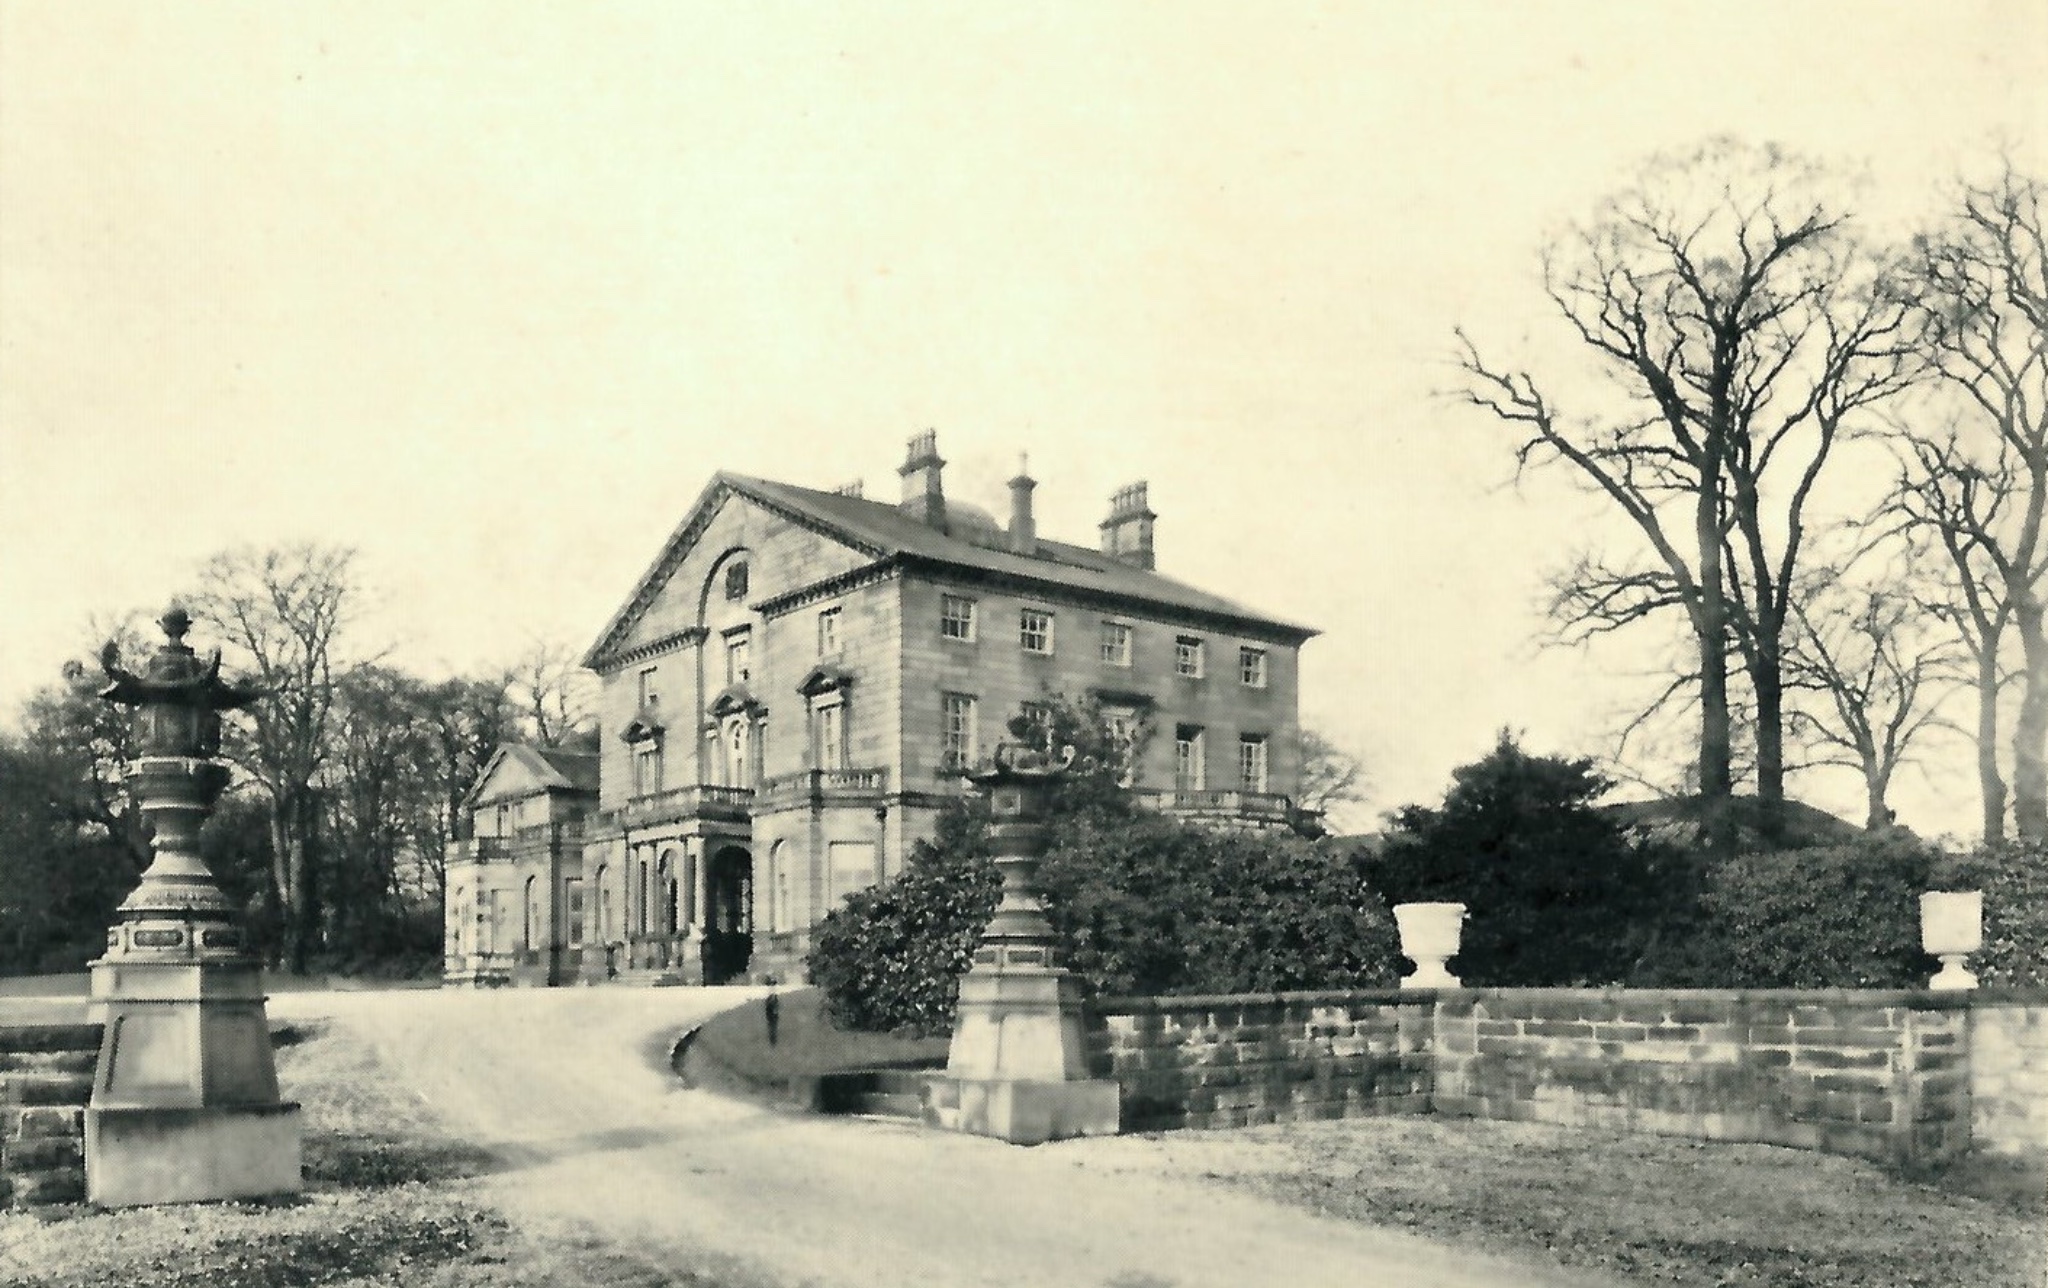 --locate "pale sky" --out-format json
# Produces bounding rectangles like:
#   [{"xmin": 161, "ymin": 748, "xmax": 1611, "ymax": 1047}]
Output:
[{"xmin": 2, "ymin": 3, "xmax": 2042, "ymax": 836}]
